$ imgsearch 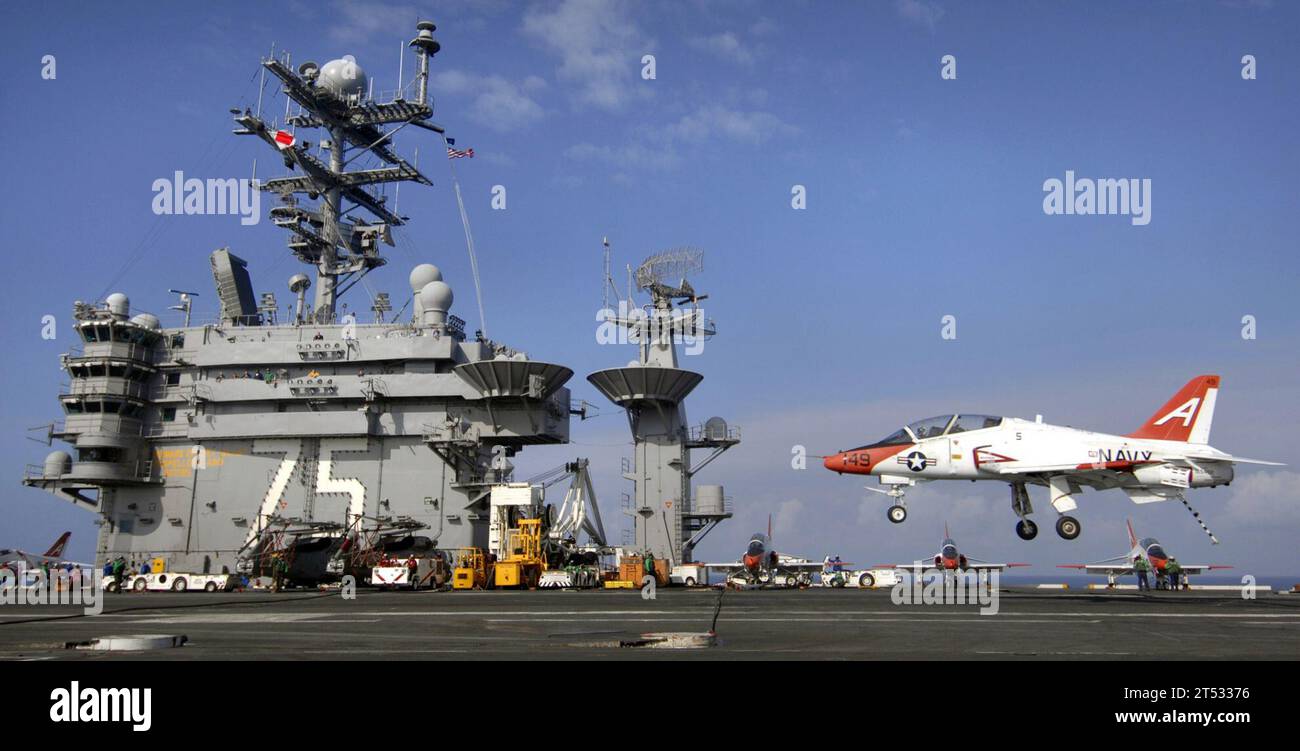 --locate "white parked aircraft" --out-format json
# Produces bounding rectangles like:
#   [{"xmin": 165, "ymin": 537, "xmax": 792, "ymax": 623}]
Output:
[
  {"xmin": 704, "ymin": 518, "xmax": 831, "ymax": 586},
  {"xmin": 0, "ymin": 531, "xmax": 83, "ymax": 574},
  {"xmin": 823, "ymin": 375, "xmax": 1282, "ymax": 541},
  {"xmin": 1059, "ymin": 519, "xmax": 1230, "ymax": 587},
  {"xmin": 885, "ymin": 523, "xmax": 1029, "ymax": 575}
]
